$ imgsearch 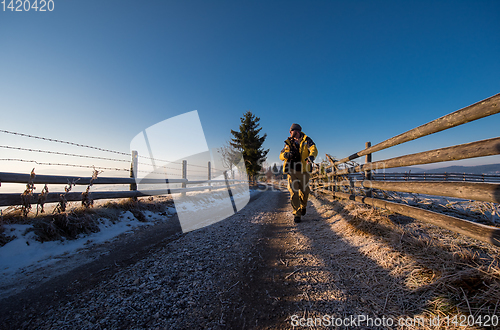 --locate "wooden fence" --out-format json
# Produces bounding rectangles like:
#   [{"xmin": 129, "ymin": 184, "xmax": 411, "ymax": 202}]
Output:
[
  {"xmin": 310, "ymin": 92, "xmax": 500, "ymax": 247},
  {"xmin": 338, "ymin": 172, "xmax": 500, "ymax": 183},
  {"xmin": 0, "ymin": 158, "xmax": 246, "ymax": 209}
]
